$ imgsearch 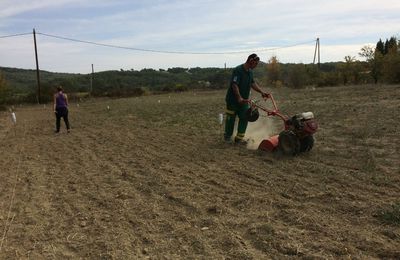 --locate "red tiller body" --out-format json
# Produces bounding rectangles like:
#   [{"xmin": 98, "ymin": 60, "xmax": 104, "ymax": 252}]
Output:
[{"xmin": 250, "ymin": 94, "xmax": 318, "ymax": 152}]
